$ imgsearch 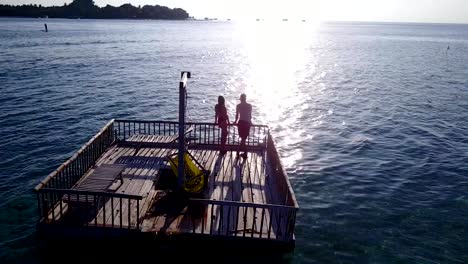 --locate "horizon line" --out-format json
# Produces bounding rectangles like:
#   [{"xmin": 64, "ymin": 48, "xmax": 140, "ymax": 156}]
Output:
[{"xmin": 2, "ymin": 16, "xmax": 466, "ymax": 26}]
